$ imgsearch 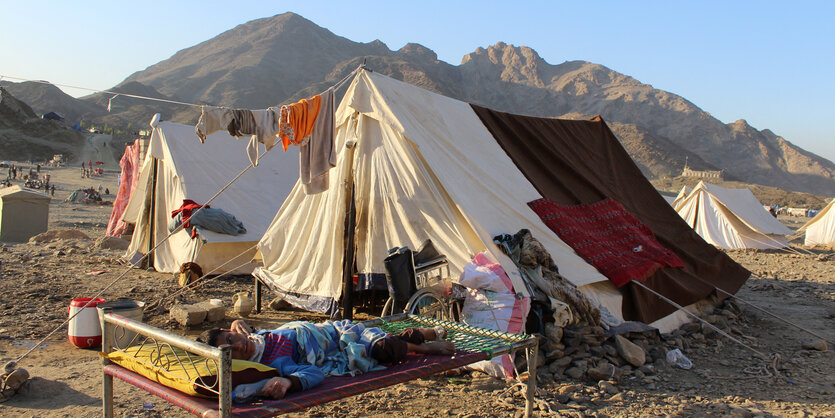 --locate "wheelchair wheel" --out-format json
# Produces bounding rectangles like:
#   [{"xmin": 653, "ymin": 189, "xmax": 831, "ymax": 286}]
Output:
[
  {"xmin": 406, "ymin": 289, "xmax": 447, "ymax": 320},
  {"xmin": 381, "ymin": 297, "xmax": 395, "ymax": 317}
]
